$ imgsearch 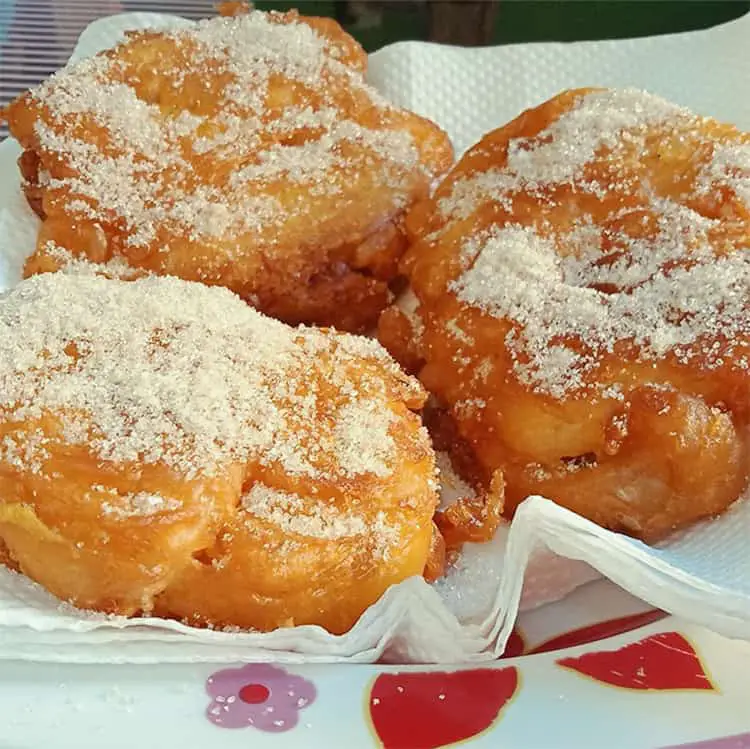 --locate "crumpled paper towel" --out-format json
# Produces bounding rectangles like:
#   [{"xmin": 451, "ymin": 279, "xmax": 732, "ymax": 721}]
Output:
[{"xmin": 0, "ymin": 10, "xmax": 748, "ymax": 664}]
